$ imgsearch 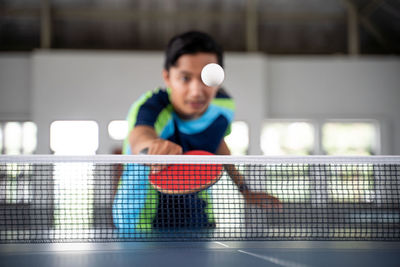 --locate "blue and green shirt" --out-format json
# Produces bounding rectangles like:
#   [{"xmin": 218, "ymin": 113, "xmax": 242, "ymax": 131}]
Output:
[{"xmin": 113, "ymin": 88, "xmax": 235, "ymax": 232}]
